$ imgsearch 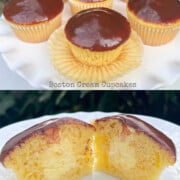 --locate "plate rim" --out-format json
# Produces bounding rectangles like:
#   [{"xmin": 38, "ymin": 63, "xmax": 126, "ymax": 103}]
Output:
[
  {"xmin": 0, "ymin": 112, "xmax": 179, "ymax": 180},
  {"xmin": 0, "ymin": 111, "xmax": 179, "ymax": 132},
  {"xmin": 1, "ymin": 4, "xmax": 180, "ymax": 90}
]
